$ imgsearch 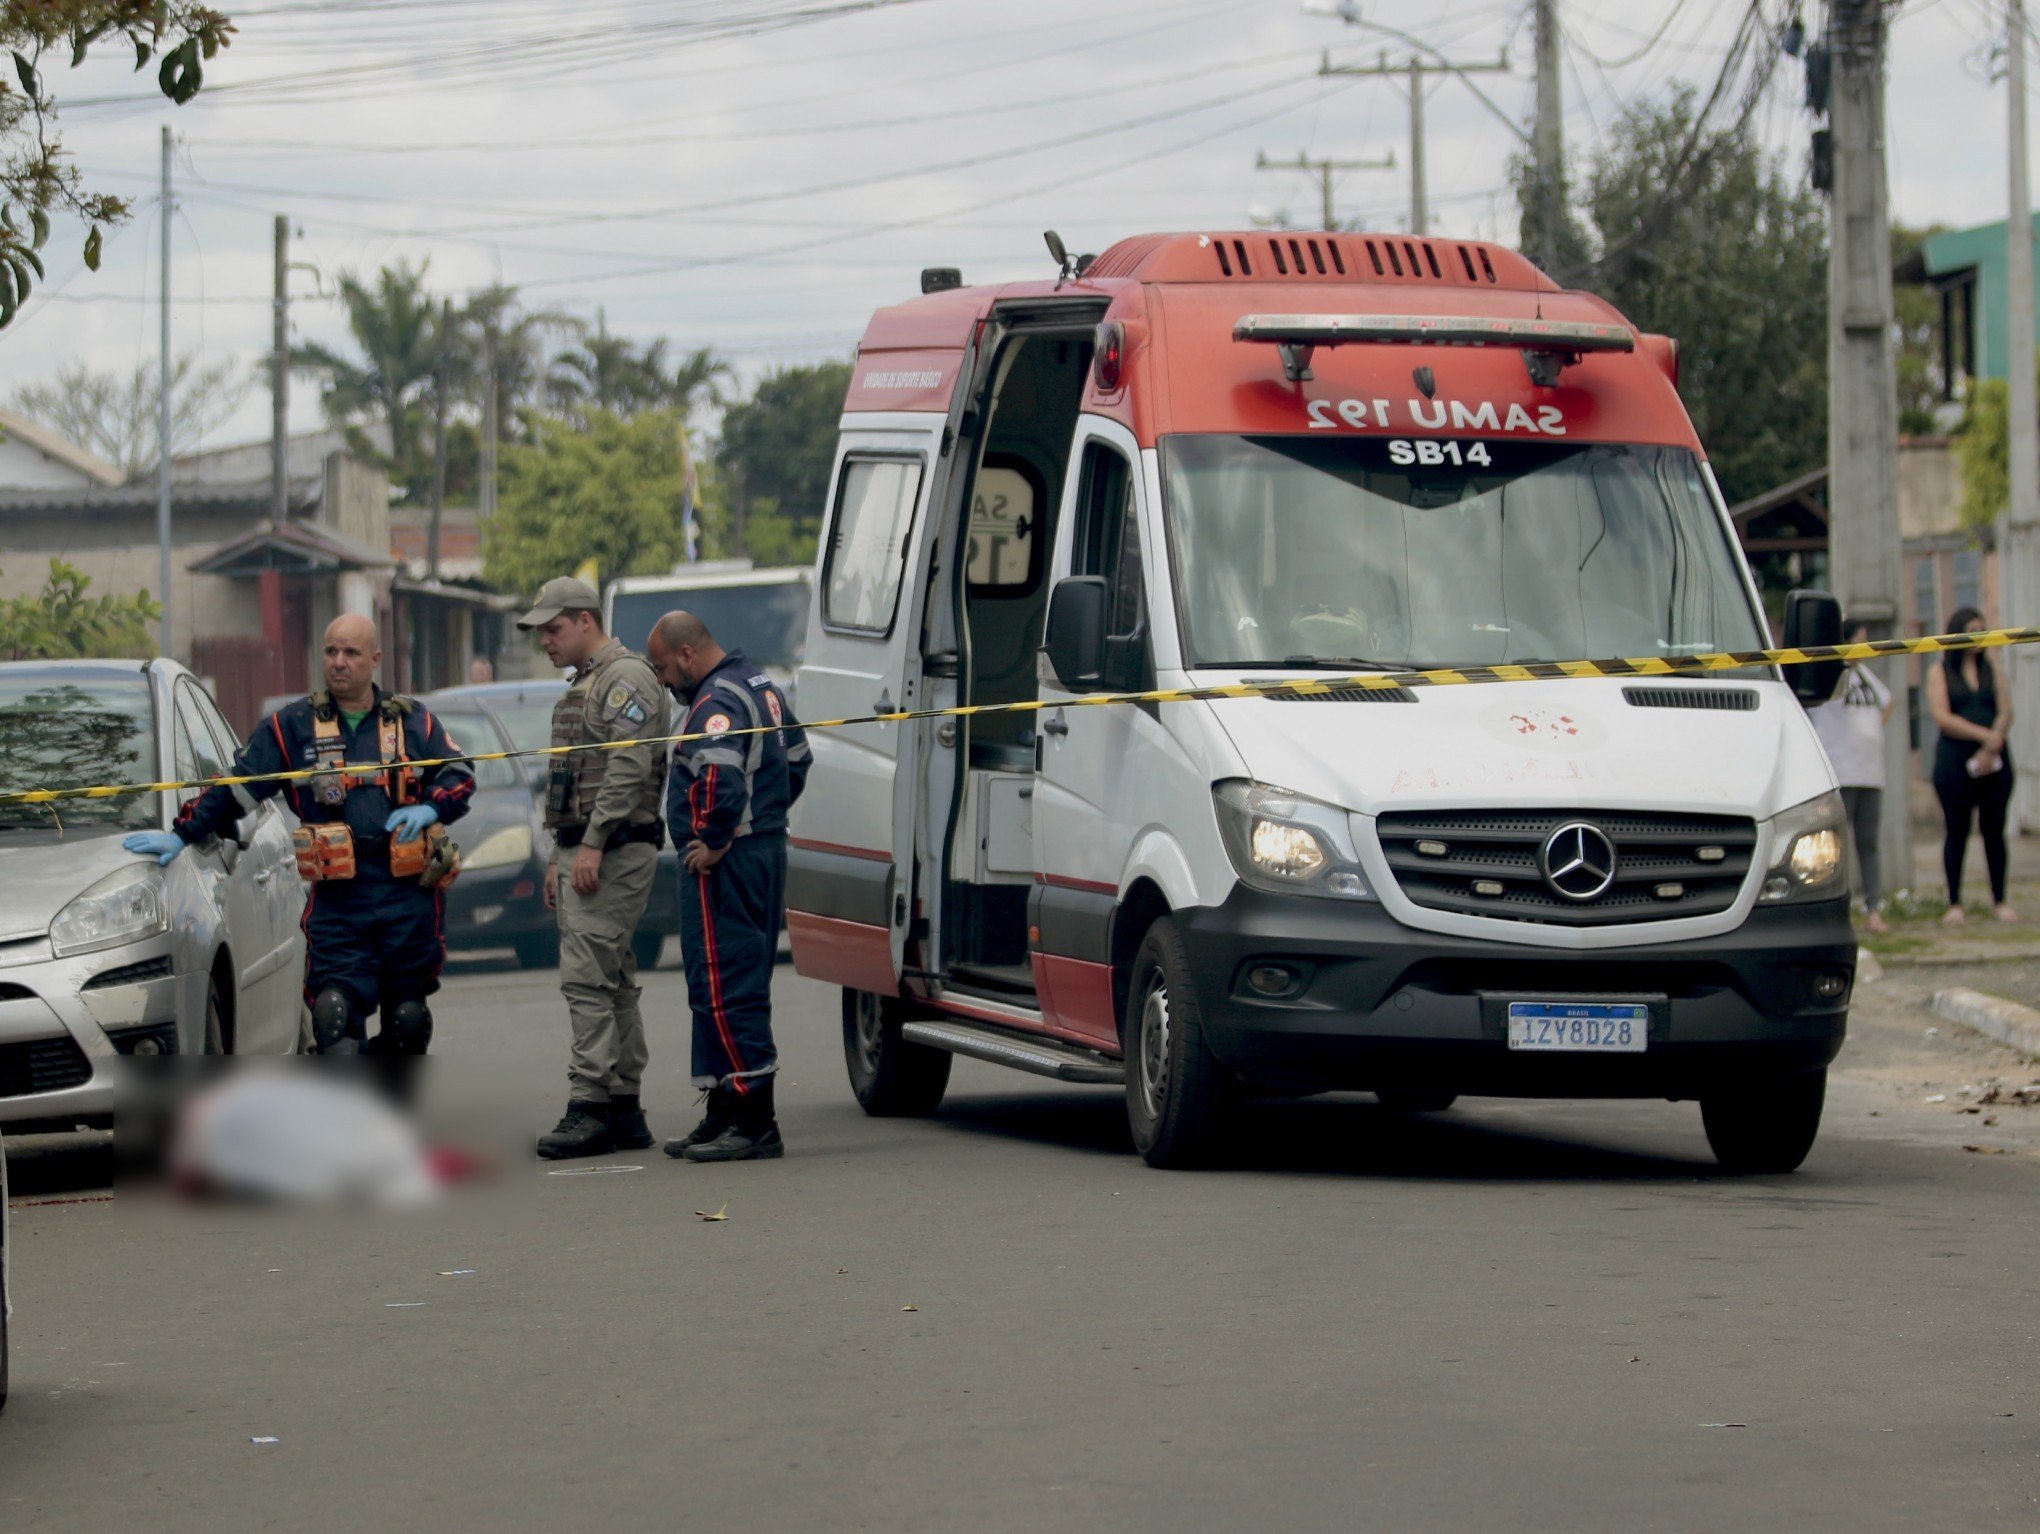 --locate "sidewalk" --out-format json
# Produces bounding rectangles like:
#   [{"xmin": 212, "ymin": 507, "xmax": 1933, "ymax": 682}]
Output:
[{"xmin": 1855, "ymin": 826, "xmax": 2040, "ymax": 968}]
